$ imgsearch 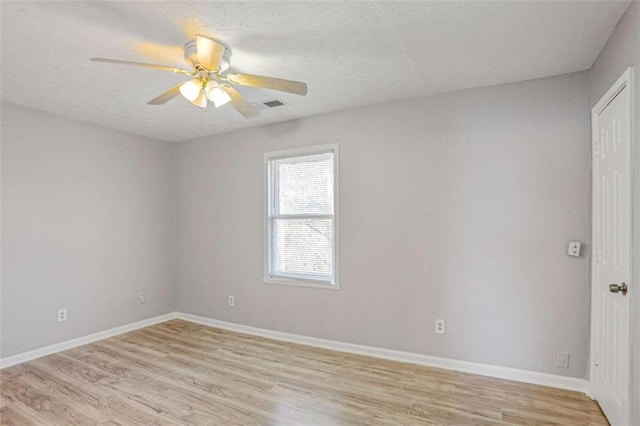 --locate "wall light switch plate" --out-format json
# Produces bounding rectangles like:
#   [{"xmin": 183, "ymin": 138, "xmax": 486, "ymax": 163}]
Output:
[{"xmin": 568, "ymin": 241, "xmax": 582, "ymax": 257}]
